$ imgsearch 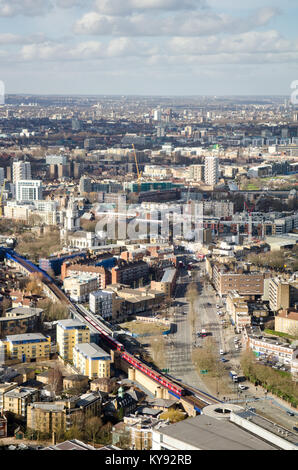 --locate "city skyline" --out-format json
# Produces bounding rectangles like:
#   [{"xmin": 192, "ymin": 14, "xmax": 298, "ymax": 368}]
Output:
[{"xmin": 0, "ymin": 0, "xmax": 297, "ymax": 96}]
